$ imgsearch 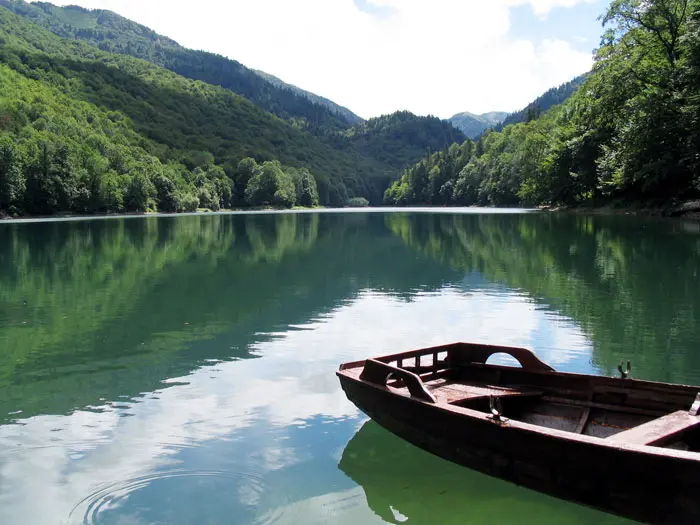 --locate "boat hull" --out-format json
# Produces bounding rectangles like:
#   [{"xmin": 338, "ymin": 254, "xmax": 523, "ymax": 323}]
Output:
[{"xmin": 338, "ymin": 373, "xmax": 700, "ymax": 525}]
